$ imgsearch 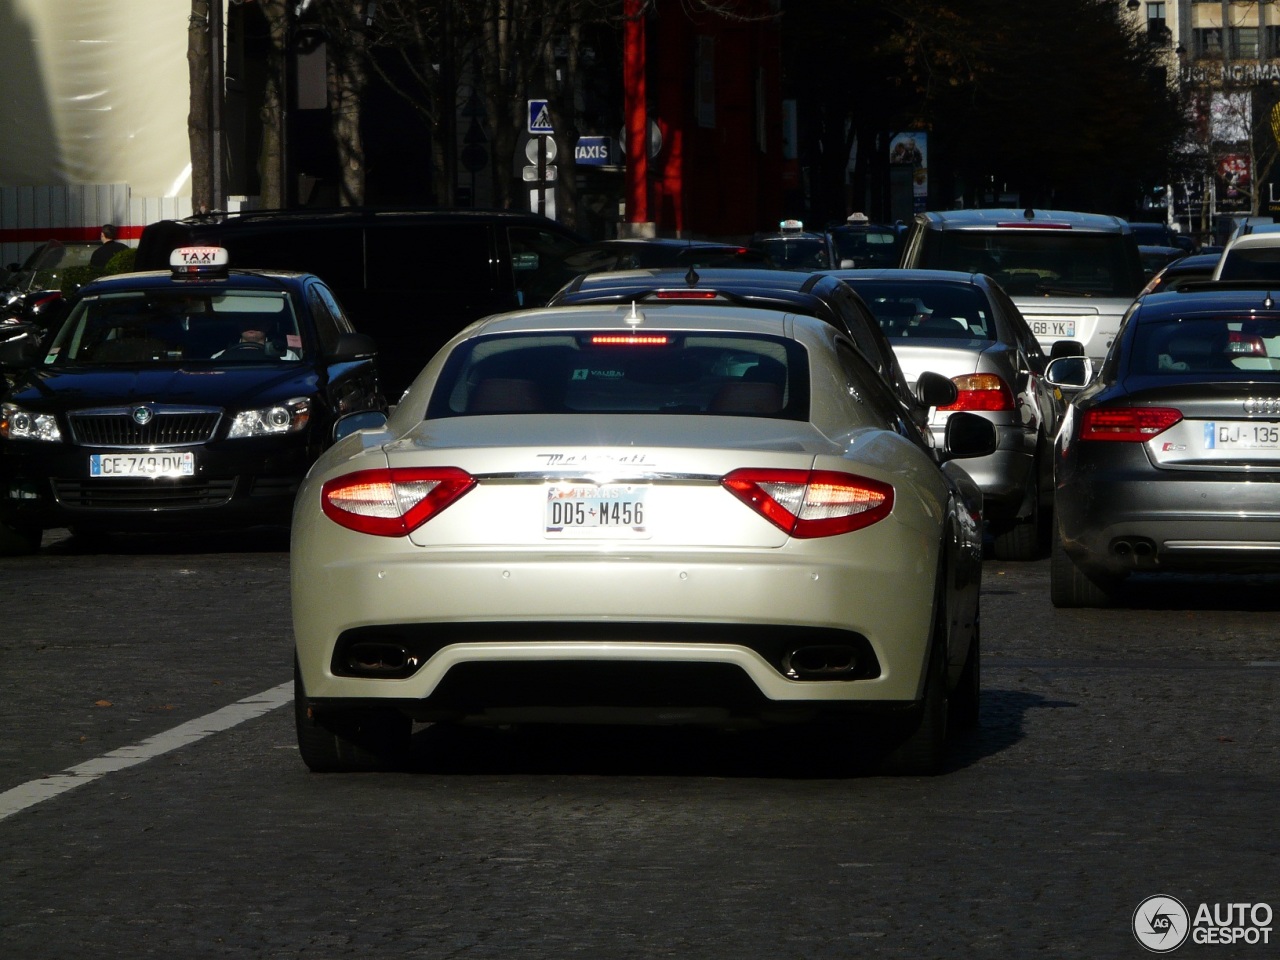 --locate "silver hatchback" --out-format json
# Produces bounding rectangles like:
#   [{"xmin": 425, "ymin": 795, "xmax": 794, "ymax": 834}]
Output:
[{"xmin": 831, "ymin": 268, "xmax": 1076, "ymax": 560}]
